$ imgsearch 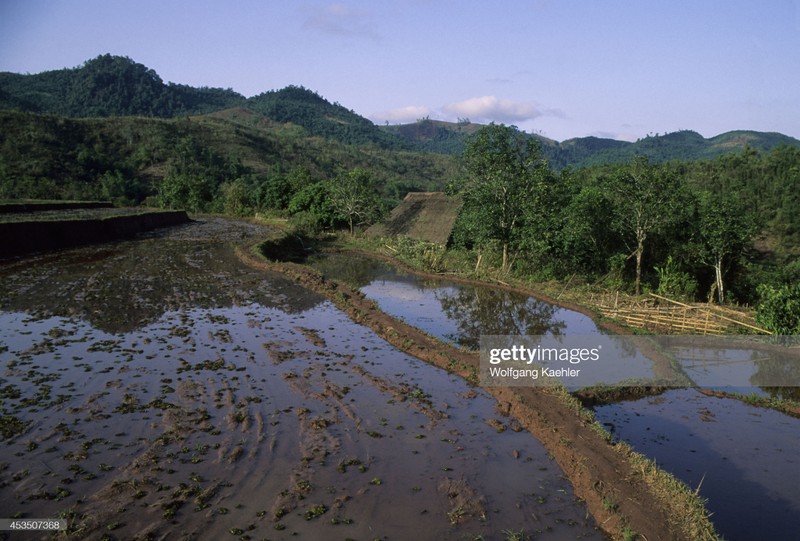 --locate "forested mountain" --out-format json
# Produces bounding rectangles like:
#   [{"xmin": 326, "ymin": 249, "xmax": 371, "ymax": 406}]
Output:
[
  {"xmin": 382, "ymin": 119, "xmax": 800, "ymax": 169},
  {"xmin": 0, "ymin": 54, "xmax": 246, "ymax": 117},
  {"xmin": 0, "ymin": 56, "xmax": 408, "ymax": 149},
  {"xmin": 3, "ymin": 55, "xmax": 799, "ymax": 163},
  {"xmin": 0, "ymin": 109, "xmax": 455, "ymax": 207},
  {"xmin": 247, "ymin": 86, "xmax": 411, "ymax": 149}
]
